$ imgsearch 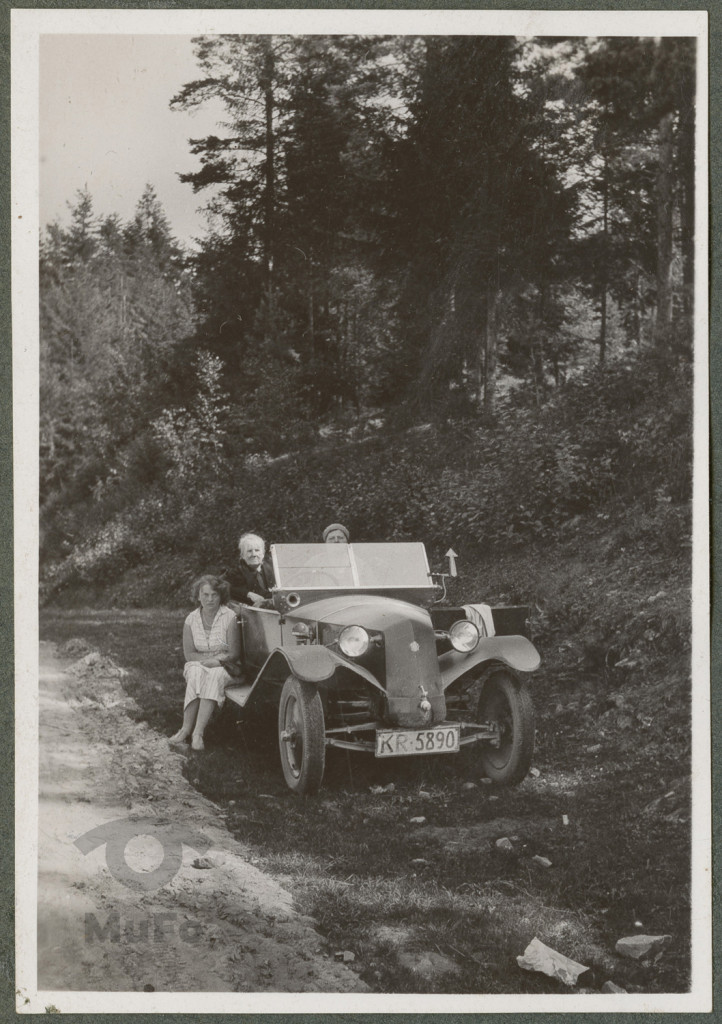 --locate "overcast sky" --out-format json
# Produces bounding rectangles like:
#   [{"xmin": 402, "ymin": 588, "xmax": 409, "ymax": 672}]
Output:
[
  {"xmin": 35, "ymin": 15, "xmax": 704, "ymax": 251},
  {"xmin": 40, "ymin": 34, "xmax": 223, "ymax": 246}
]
